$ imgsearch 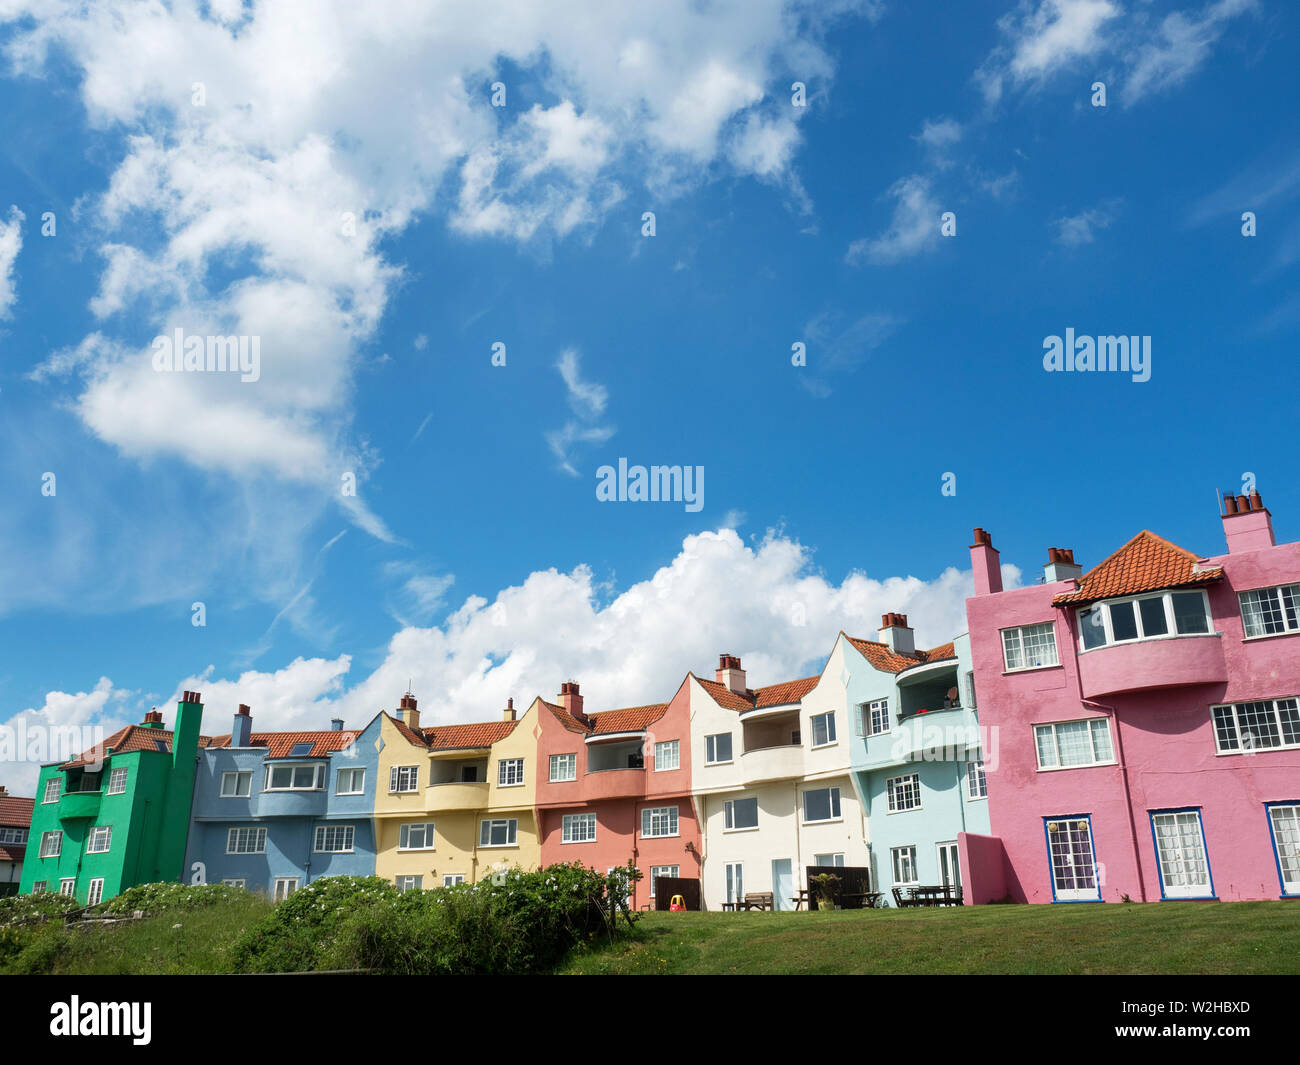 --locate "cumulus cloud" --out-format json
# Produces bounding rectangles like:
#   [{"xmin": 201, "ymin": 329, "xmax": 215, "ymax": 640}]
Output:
[
  {"xmin": 845, "ymin": 175, "xmax": 941, "ymax": 265},
  {"xmin": 977, "ymin": 0, "xmax": 1120, "ymax": 104},
  {"xmin": 0, "ymin": 205, "xmax": 23, "ymax": 318}
]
